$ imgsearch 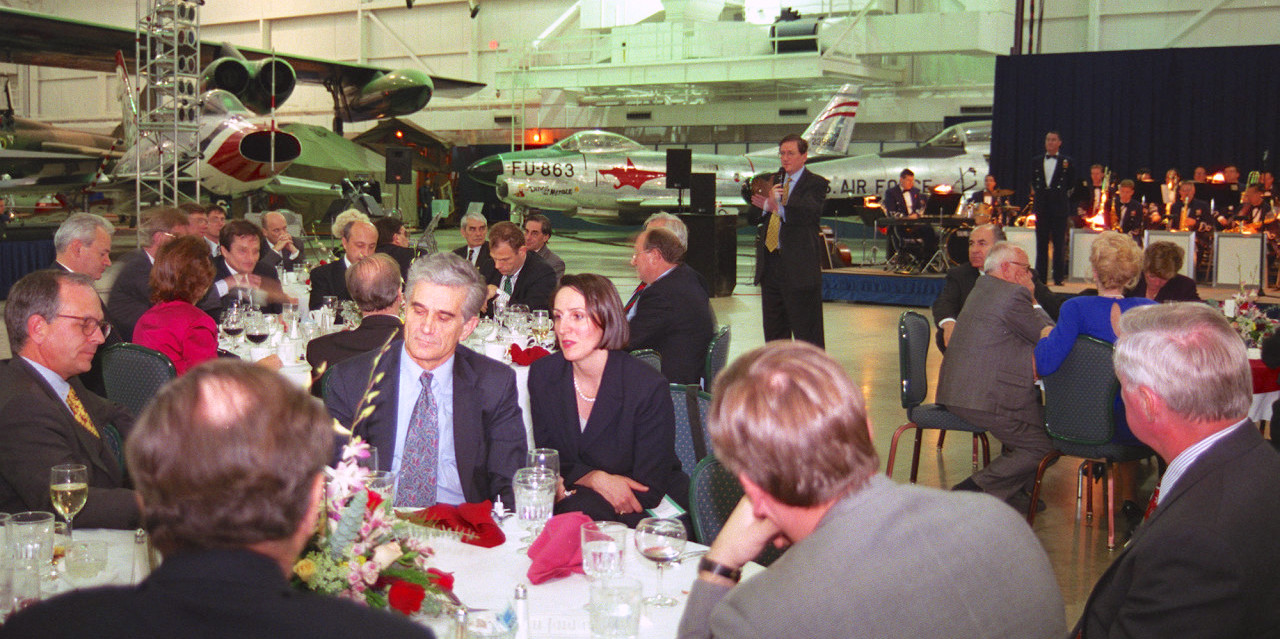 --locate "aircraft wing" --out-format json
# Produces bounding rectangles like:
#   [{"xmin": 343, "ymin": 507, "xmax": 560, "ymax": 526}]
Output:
[
  {"xmin": 0, "ymin": 7, "xmax": 484, "ymax": 97},
  {"xmin": 0, "ymin": 148, "xmax": 98, "ymax": 162},
  {"xmin": 262, "ymin": 175, "xmax": 341, "ymax": 197}
]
